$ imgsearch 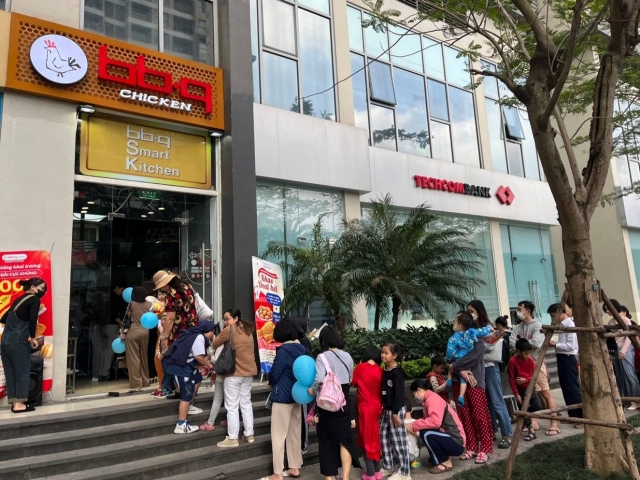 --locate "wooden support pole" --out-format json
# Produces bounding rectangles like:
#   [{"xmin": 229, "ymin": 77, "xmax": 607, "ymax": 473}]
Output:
[
  {"xmin": 541, "ymin": 325, "xmax": 606, "ymax": 333},
  {"xmin": 621, "ymin": 397, "xmax": 640, "ymax": 403},
  {"xmin": 513, "ymin": 411, "xmax": 632, "ymax": 429},
  {"xmin": 603, "ymin": 331, "xmax": 640, "ymax": 338},
  {"xmin": 535, "ymin": 403, "xmax": 583, "ymax": 415},
  {"xmin": 604, "ymin": 324, "xmax": 640, "ymax": 331},
  {"xmin": 505, "ymin": 289, "xmax": 569, "ymax": 480}
]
